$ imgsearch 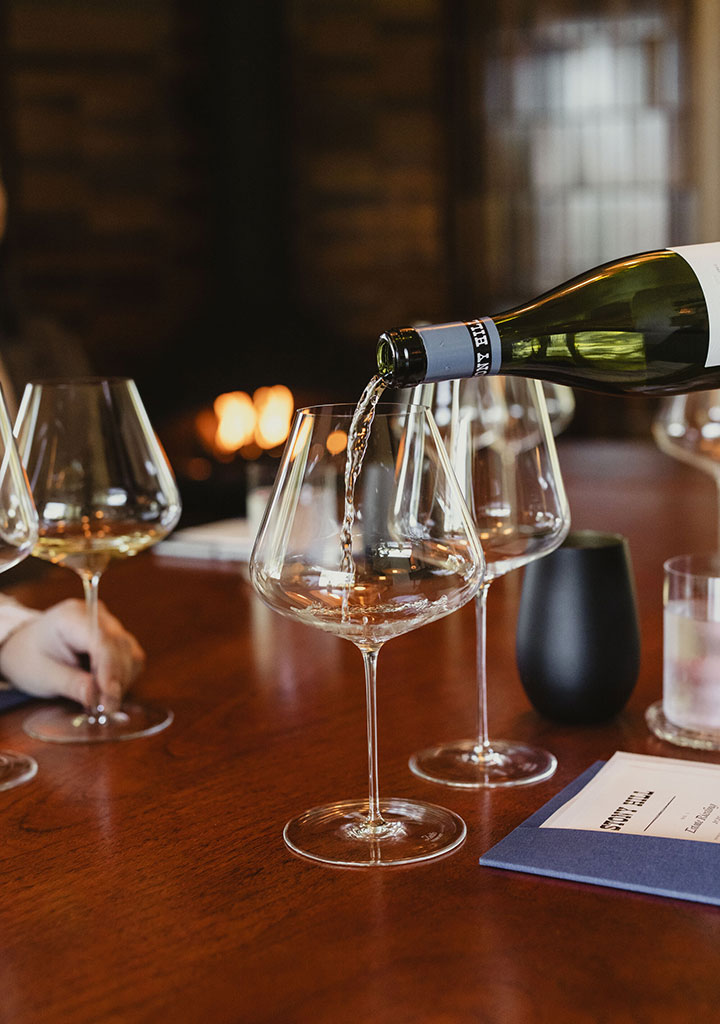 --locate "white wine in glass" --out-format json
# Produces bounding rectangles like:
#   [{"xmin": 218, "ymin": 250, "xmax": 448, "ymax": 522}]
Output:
[
  {"xmin": 14, "ymin": 377, "xmax": 182, "ymax": 743},
  {"xmin": 0, "ymin": 387, "xmax": 38, "ymax": 788},
  {"xmin": 250, "ymin": 397, "xmax": 485, "ymax": 866}
]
